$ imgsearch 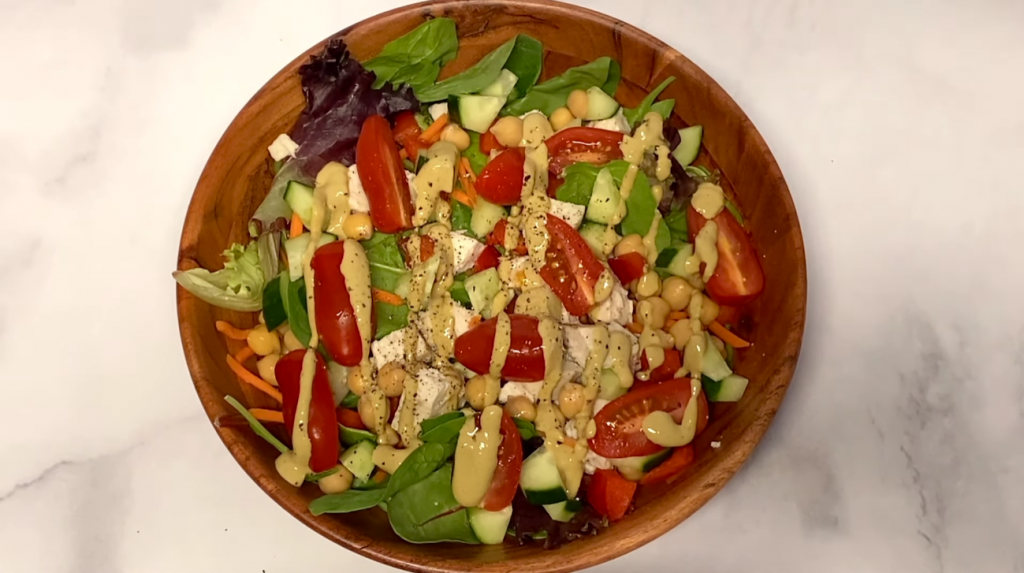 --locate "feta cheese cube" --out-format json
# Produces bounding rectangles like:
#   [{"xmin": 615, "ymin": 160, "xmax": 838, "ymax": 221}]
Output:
[
  {"xmin": 453, "ymin": 304, "xmax": 477, "ymax": 337},
  {"xmin": 589, "ymin": 281, "xmax": 633, "ymax": 325},
  {"xmin": 594, "ymin": 398, "xmax": 610, "ymax": 414},
  {"xmin": 428, "ymin": 102, "xmax": 448, "ymax": 121},
  {"xmin": 584, "ymin": 449, "xmax": 613, "ymax": 474},
  {"xmin": 347, "ymin": 164, "xmax": 370, "ymax": 213},
  {"xmin": 498, "ymin": 381, "xmax": 543, "ymax": 404},
  {"xmin": 564, "ymin": 324, "xmax": 638, "ymax": 373},
  {"xmin": 391, "ymin": 367, "xmax": 461, "ymax": 433},
  {"xmin": 371, "ymin": 327, "xmax": 429, "ymax": 370},
  {"xmin": 548, "ymin": 198, "xmax": 586, "ymax": 229},
  {"xmin": 268, "ymin": 133, "xmax": 299, "ymax": 161},
  {"xmin": 451, "ymin": 232, "xmax": 486, "ymax": 274},
  {"xmin": 586, "ymin": 109, "xmax": 630, "ymax": 134},
  {"xmin": 560, "ymin": 306, "xmax": 580, "ymax": 325}
]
